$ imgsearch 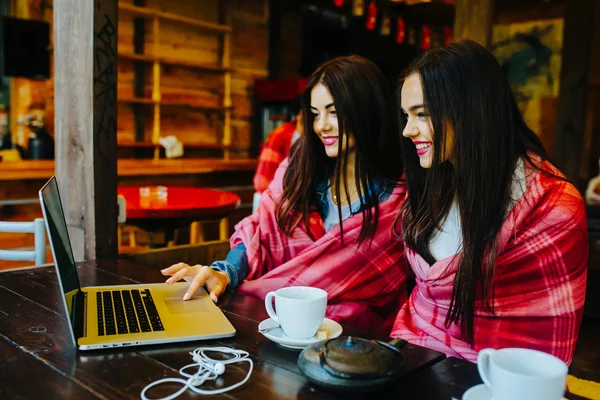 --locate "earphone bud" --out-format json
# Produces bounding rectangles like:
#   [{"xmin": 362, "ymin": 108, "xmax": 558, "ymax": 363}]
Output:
[
  {"xmin": 190, "ymin": 355, "xmax": 225, "ymax": 375},
  {"xmin": 212, "ymin": 362, "xmax": 225, "ymax": 375},
  {"xmin": 141, "ymin": 346, "xmax": 253, "ymax": 400}
]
